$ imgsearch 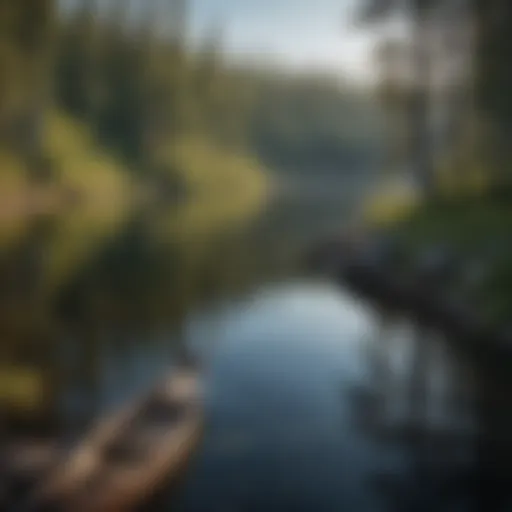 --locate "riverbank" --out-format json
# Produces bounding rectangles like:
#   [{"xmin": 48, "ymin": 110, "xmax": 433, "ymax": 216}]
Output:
[
  {"xmin": 0, "ymin": 112, "xmax": 134, "ymax": 222},
  {"xmin": 312, "ymin": 190, "xmax": 512, "ymax": 369},
  {"xmin": 368, "ymin": 195, "xmax": 512, "ymax": 329},
  {"xmin": 0, "ymin": 112, "xmax": 270, "ymax": 226}
]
